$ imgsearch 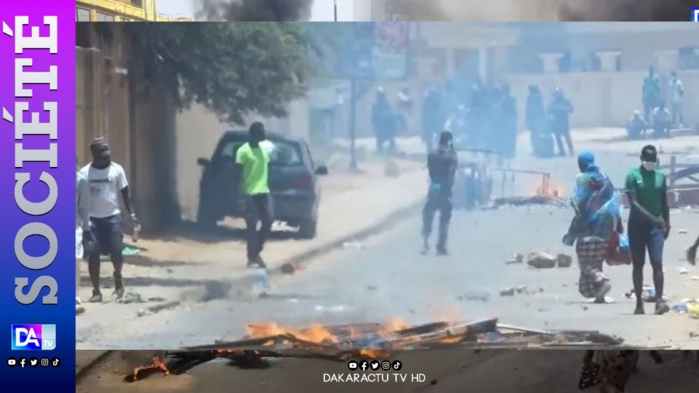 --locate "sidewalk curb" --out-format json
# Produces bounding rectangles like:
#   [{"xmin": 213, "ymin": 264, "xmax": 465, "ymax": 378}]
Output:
[{"xmin": 232, "ymin": 196, "xmax": 425, "ymax": 291}]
